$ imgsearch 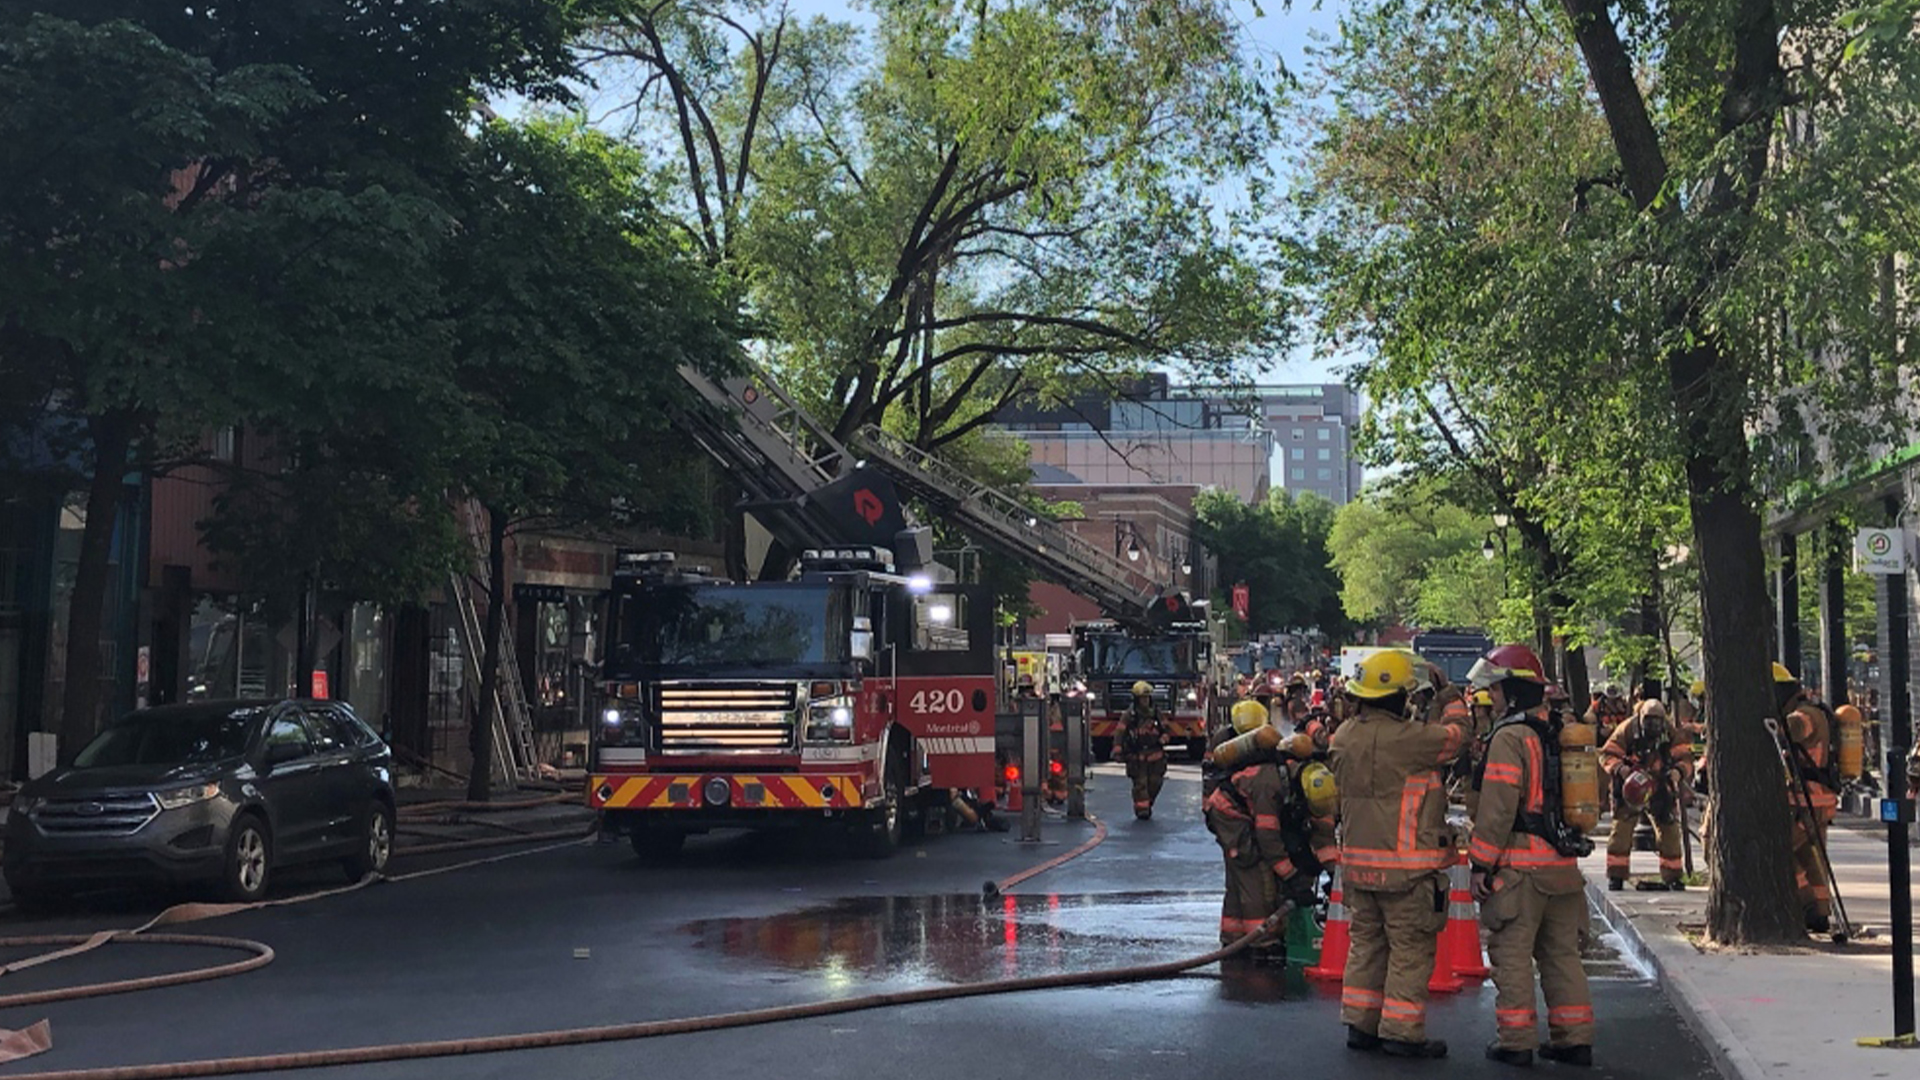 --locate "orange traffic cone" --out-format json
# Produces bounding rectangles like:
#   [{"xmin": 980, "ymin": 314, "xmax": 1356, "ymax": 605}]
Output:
[
  {"xmin": 1427, "ymin": 853, "xmax": 1466, "ymax": 994},
  {"xmin": 1305, "ymin": 865, "xmax": 1349, "ymax": 983},
  {"xmin": 1441, "ymin": 856, "xmax": 1491, "ymax": 979}
]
